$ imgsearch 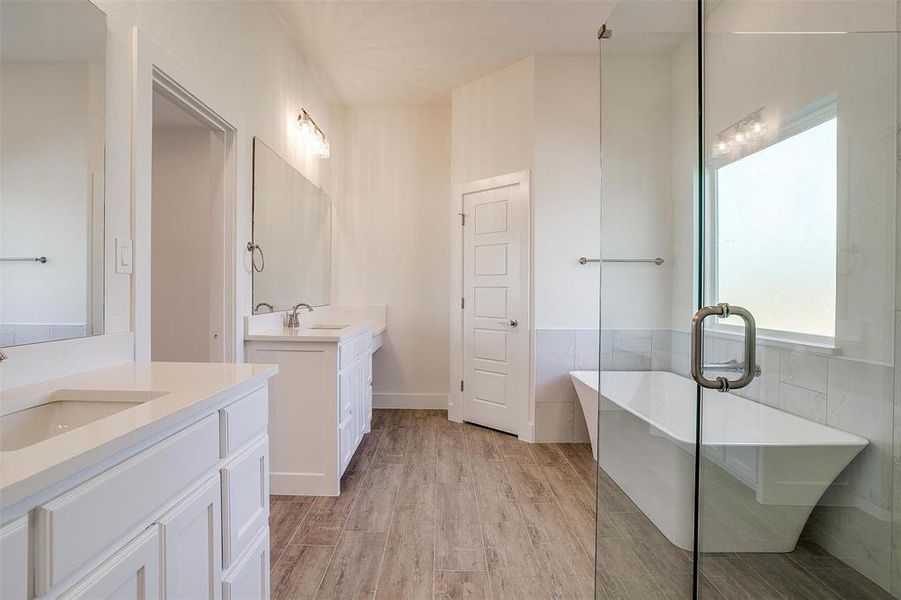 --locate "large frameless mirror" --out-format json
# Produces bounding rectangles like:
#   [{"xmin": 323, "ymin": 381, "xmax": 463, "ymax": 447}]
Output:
[
  {"xmin": 251, "ymin": 138, "xmax": 331, "ymax": 312},
  {"xmin": 0, "ymin": 0, "xmax": 107, "ymax": 348}
]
